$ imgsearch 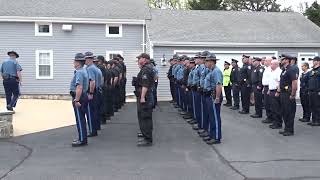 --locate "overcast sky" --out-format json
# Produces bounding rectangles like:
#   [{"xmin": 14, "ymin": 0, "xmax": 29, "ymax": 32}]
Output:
[{"xmin": 279, "ymin": 0, "xmax": 316, "ymax": 11}]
